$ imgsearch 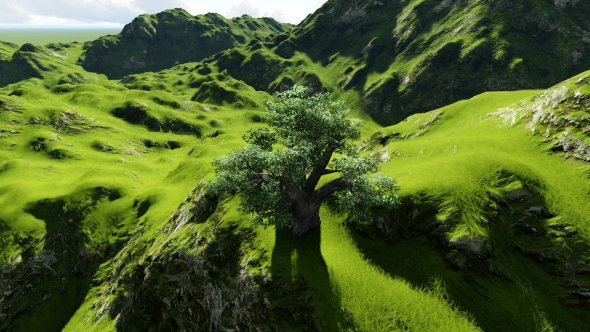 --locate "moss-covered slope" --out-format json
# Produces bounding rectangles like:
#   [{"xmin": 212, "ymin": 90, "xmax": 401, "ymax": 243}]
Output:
[
  {"xmin": 291, "ymin": 0, "xmax": 590, "ymax": 121},
  {"xmin": 0, "ymin": 42, "xmax": 107, "ymax": 89},
  {"xmin": 78, "ymin": 8, "xmax": 294, "ymax": 79},
  {"xmin": 2, "ymin": 43, "xmax": 590, "ymax": 328},
  {"xmin": 120, "ymin": 0, "xmax": 590, "ymax": 126}
]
